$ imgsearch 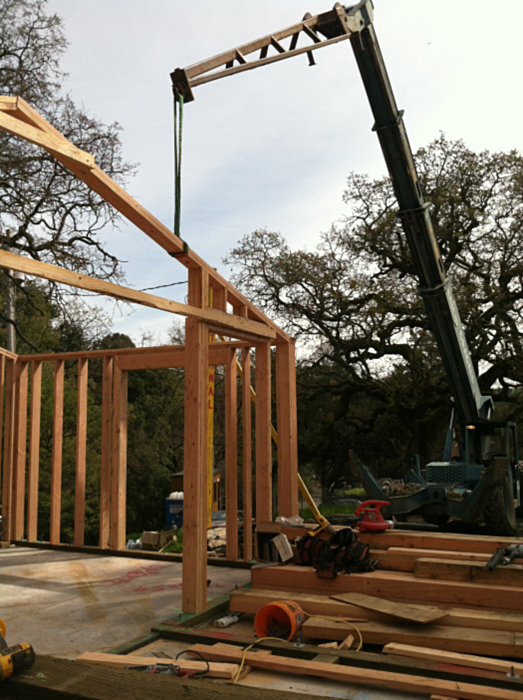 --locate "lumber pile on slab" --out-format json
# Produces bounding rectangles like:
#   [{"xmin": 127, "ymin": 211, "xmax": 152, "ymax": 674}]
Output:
[
  {"xmin": 188, "ymin": 642, "xmax": 523, "ymax": 700},
  {"xmin": 233, "ymin": 527, "xmax": 523, "ymax": 695},
  {"xmin": 76, "ymin": 651, "xmax": 240, "ymax": 679}
]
